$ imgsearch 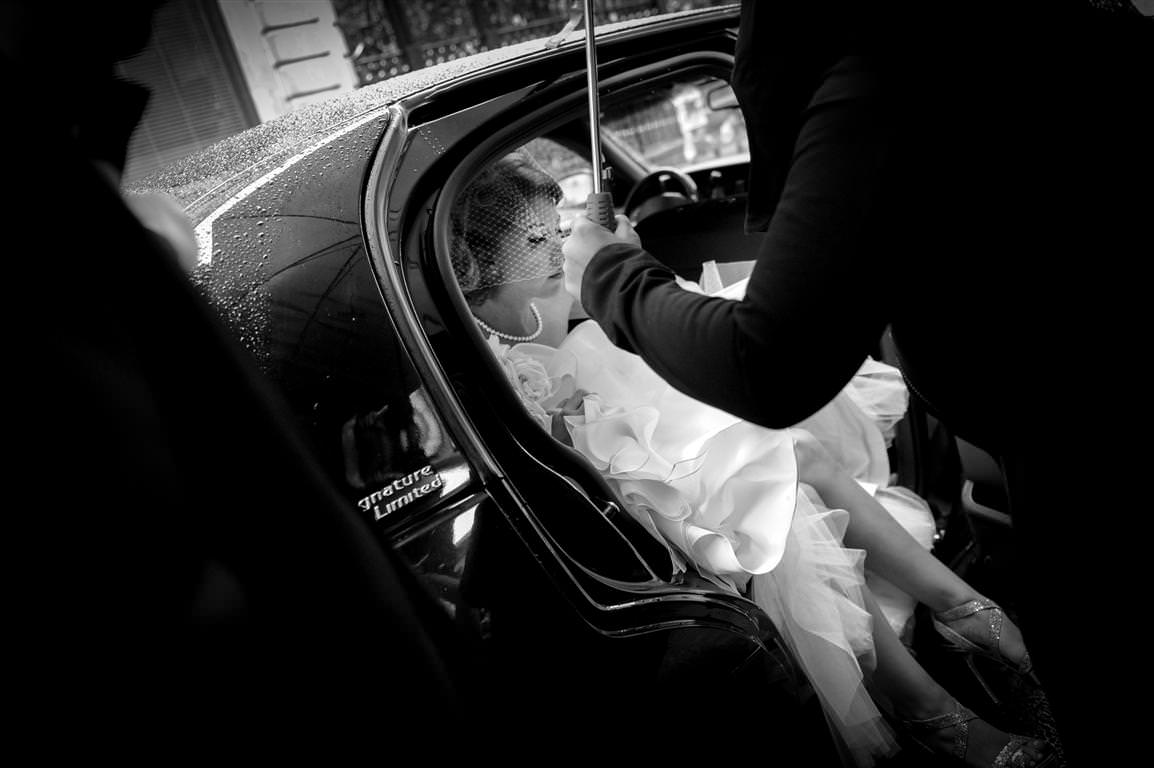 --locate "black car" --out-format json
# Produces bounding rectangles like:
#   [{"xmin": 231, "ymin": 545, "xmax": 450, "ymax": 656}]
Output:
[{"xmin": 136, "ymin": 5, "xmax": 1024, "ymax": 757}]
